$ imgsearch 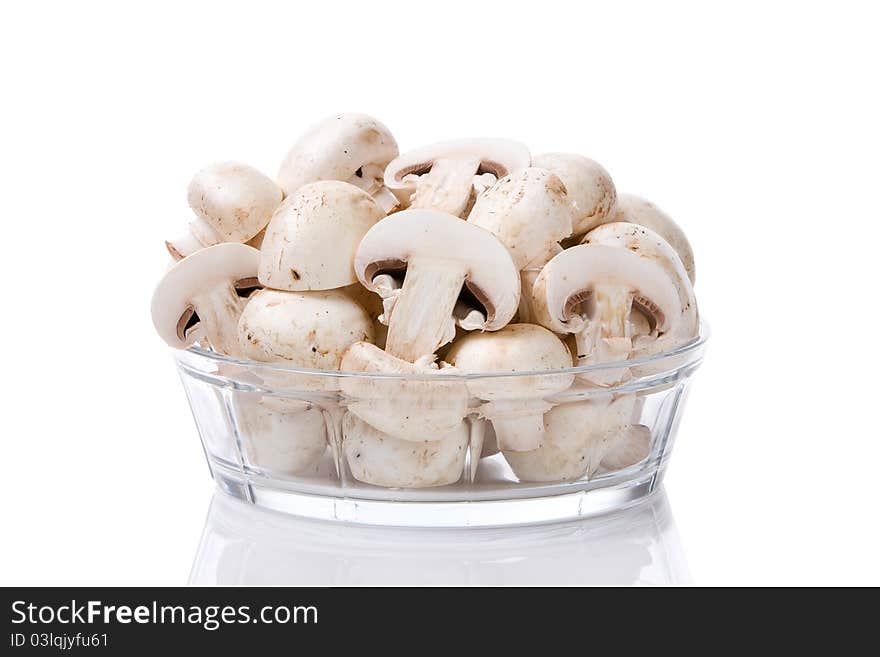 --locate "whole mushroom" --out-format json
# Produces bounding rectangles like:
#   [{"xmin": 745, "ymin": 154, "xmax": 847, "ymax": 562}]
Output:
[
  {"xmin": 445, "ymin": 324, "xmax": 574, "ymax": 452},
  {"xmin": 167, "ymin": 162, "xmax": 283, "ymax": 260},
  {"xmin": 531, "ymin": 153, "xmax": 617, "ymax": 238},
  {"xmin": 384, "ymin": 139, "xmax": 530, "ymax": 217},
  {"xmin": 610, "ymin": 194, "xmax": 696, "ymax": 283},
  {"xmin": 277, "ymin": 113, "xmax": 399, "ymax": 213},
  {"xmin": 343, "ymin": 414, "xmax": 469, "ymax": 489}
]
